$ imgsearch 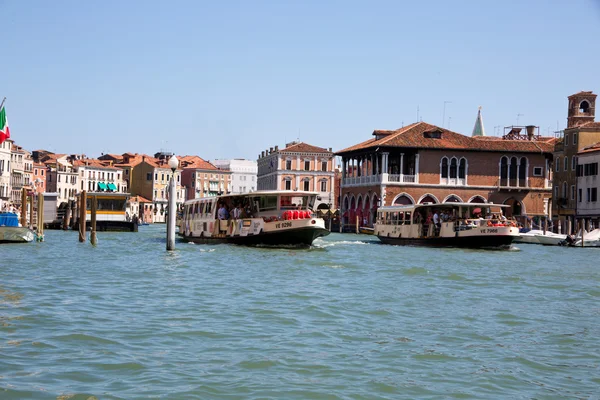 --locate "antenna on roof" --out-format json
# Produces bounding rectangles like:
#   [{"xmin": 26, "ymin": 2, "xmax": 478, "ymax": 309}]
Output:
[
  {"xmin": 416, "ymin": 106, "xmax": 419, "ymax": 122},
  {"xmin": 516, "ymin": 113, "xmax": 524, "ymax": 126}
]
